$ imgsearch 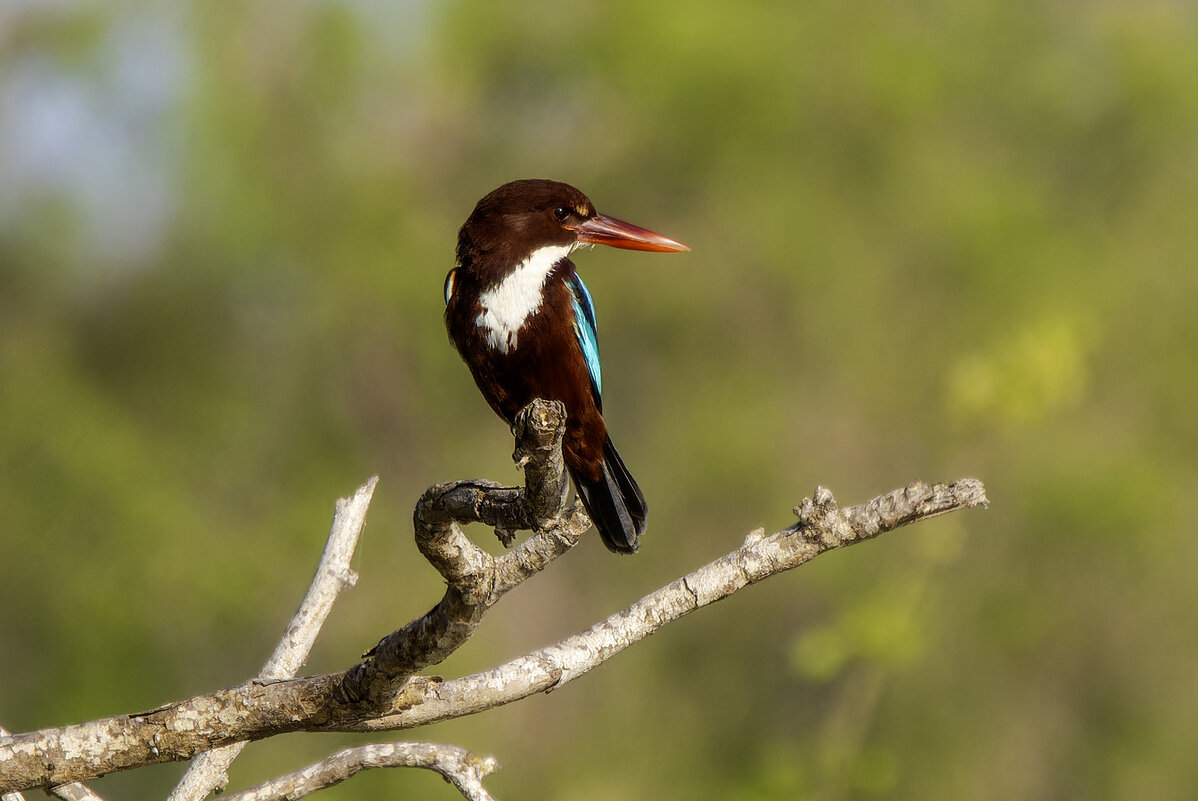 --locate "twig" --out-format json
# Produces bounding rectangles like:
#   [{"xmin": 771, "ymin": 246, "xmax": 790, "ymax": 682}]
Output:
[
  {"xmin": 218, "ymin": 743, "xmax": 499, "ymax": 801},
  {"xmin": 166, "ymin": 477, "xmax": 376, "ymax": 801}
]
